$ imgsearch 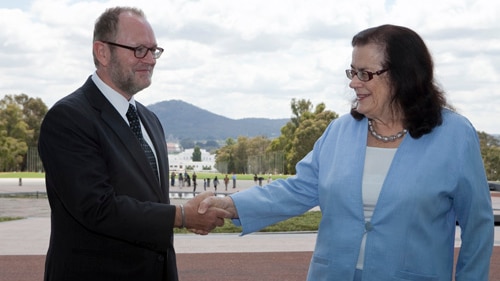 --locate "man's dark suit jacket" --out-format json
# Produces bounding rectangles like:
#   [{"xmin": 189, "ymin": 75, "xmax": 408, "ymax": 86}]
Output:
[{"xmin": 38, "ymin": 77, "xmax": 178, "ymax": 281}]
